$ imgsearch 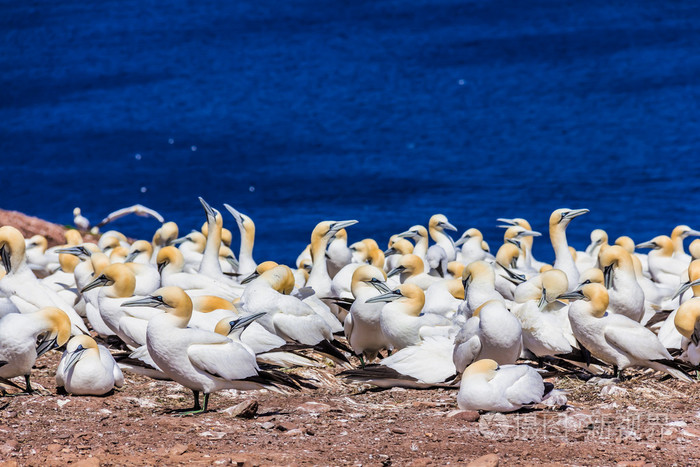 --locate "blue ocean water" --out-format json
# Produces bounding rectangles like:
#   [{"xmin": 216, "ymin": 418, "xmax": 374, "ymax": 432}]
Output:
[{"xmin": 1, "ymin": 1, "xmax": 699, "ymax": 265}]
